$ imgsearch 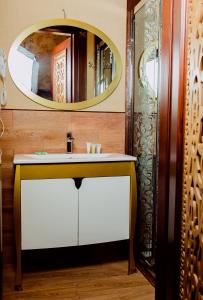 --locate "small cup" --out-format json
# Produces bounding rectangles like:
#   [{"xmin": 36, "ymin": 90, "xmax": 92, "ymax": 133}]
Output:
[
  {"xmin": 96, "ymin": 144, "xmax": 102, "ymax": 153},
  {"xmin": 91, "ymin": 143, "xmax": 96, "ymax": 154},
  {"xmin": 86, "ymin": 142, "xmax": 91, "ymax": 153}
]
